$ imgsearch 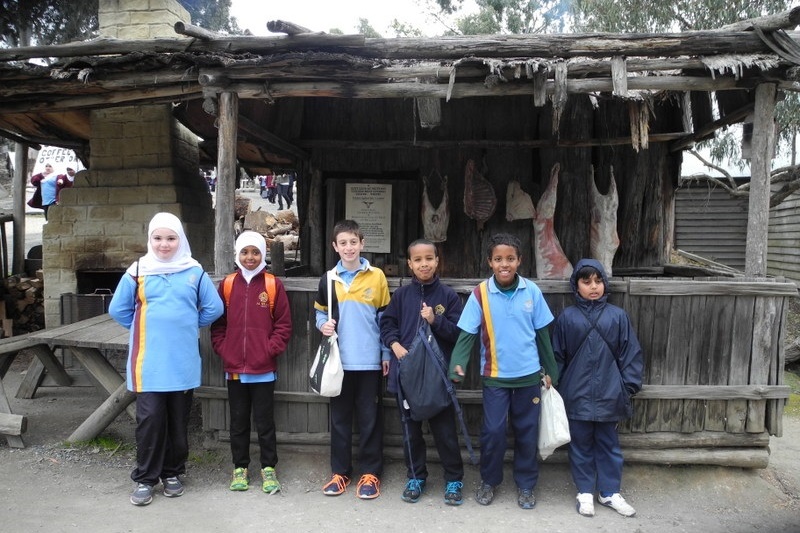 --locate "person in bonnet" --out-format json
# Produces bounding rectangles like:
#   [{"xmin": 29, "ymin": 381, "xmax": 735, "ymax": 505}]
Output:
[
  {"xmin": 211, "ymin": 231, "xmax": 293, "ymax": 494},
  {"xmin": 109, "ymin": 212, "xmax": 224, "ymax": 507}
]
